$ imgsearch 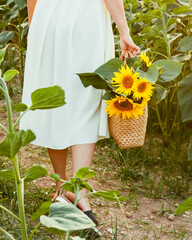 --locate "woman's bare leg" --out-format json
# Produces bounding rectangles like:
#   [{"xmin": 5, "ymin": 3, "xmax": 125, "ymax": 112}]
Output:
[
  {"xmin": 66, "ymin": 143, "xmax": 95, "ymax": 212},
  {"xmin": 47, "ymin": 148, "xmax": 68, "ymax": 200}
]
